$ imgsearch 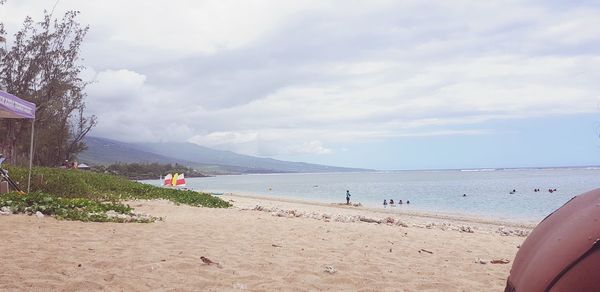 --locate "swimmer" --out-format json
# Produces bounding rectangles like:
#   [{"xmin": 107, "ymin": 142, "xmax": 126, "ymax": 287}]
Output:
[{"xmin": 383, "ymin": 199, "xmax": 388, "ymax": 208}]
